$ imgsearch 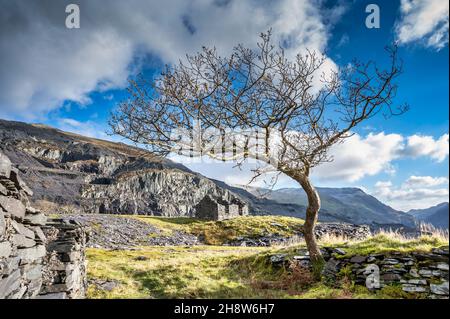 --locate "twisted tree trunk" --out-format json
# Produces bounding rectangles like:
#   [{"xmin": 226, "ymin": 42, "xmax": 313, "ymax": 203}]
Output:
[{"xmin": 295, "ymin": 174, "xmax": 324, "ymax": 279}]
